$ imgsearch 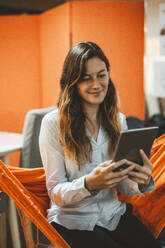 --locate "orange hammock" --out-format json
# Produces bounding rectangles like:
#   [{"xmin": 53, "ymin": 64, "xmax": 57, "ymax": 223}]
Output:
[
  {"xmin": 0, "ymin": 164, "xmax": 70, "ymax": 248},
  {"xmin": 0, "ymin": 135, "xmax": 165, "ymax": 247}
]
